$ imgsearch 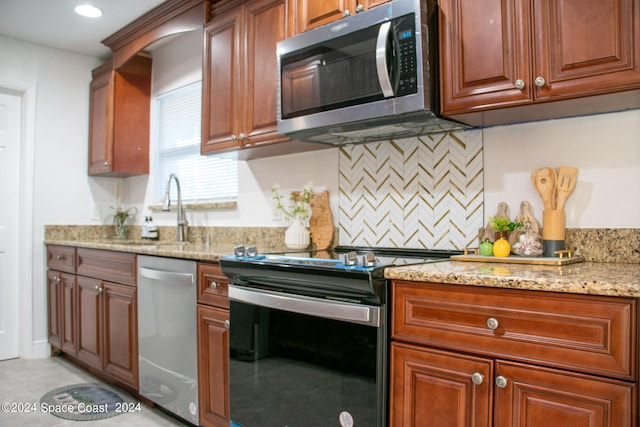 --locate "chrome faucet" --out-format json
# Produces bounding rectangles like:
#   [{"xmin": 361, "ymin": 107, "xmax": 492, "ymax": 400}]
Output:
[{"xmin": 162, "ymin": 173, "xmax": 188, "ymax": 242}]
